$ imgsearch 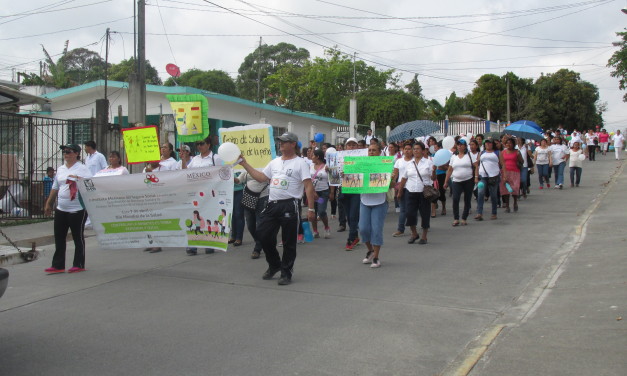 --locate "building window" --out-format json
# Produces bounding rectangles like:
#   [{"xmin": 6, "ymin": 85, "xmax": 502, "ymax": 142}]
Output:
[{"xmin": 66, "ymin": 119, "xmax": 92, "ymax": 144}]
